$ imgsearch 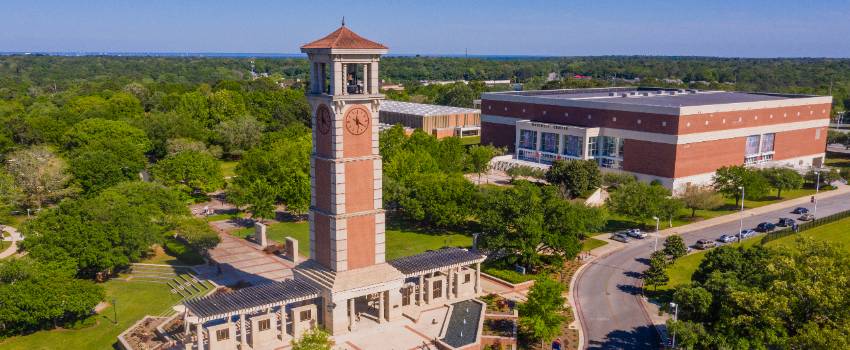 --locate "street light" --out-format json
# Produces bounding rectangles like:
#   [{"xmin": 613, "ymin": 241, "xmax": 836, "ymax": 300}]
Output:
[
  {"xmin": 814, "ymin": 170, "xmax": 821, "ymax": 216},
  {"xmin": 738, "ymin": 186, "xmax": 745, "ymax": 243},
  {"xmin": 652, "ymin": 216, "xmax": 660, "ymax": 252},
  {"xmin": 670, "ymin": 302, "xmax": 679, "ymax": 349}
]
